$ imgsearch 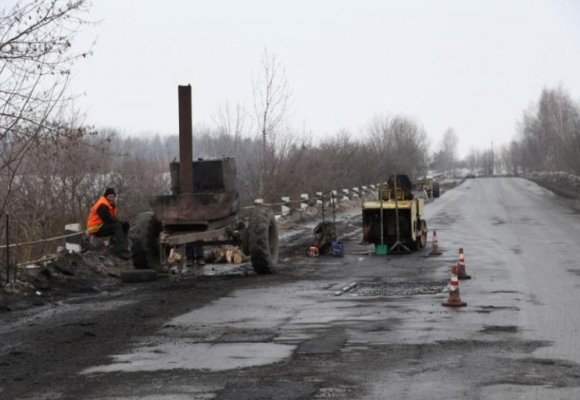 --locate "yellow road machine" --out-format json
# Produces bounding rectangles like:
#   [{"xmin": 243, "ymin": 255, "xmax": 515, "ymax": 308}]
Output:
[{"xmin": 362, "ymin": 174, "xmax": 428, "ymax": 254}]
